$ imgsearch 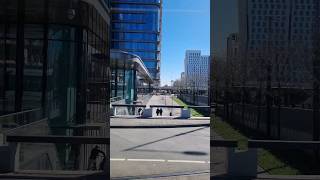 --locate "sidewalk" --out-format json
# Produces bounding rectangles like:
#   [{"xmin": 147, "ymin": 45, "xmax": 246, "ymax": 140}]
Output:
[
  {"xmin": 110, "ymin": 118, "xmax": 210, "ymax": 128},
  {"xmin": 146, "ymin": 95, "xmax": 182, "ymax": 117}
]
